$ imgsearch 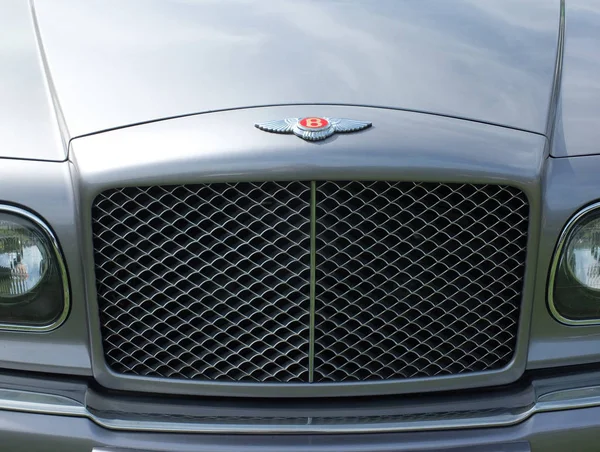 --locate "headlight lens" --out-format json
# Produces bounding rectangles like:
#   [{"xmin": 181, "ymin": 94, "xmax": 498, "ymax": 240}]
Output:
[
  {"xmin": 564, "ymin": 216, "xmax": 600, "ymax": 291},
  {"xmin": 0, "ymin": 208, "xmax": 68, "ymax": 330}
]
